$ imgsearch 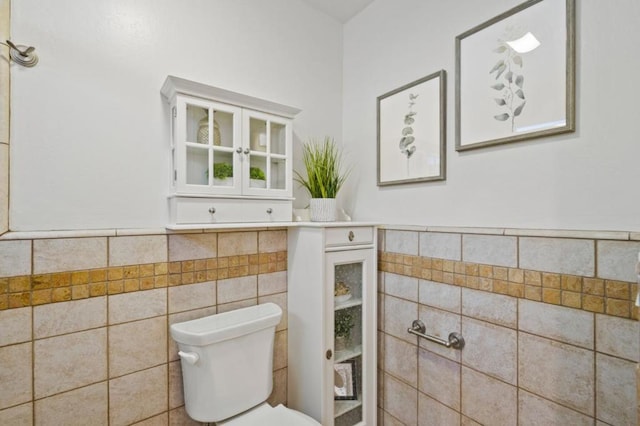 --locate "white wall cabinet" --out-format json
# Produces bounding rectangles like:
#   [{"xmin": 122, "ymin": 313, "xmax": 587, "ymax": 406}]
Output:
[
  {"xmin": 161, "ymin": 76, "xmax": 300, "ymax": 226},
  {"xmin": 288, "ymin": 224, "xmax": 377, "ymax": 426}
]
